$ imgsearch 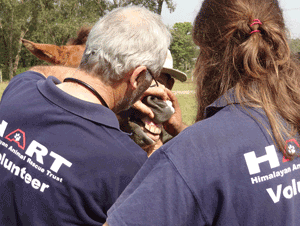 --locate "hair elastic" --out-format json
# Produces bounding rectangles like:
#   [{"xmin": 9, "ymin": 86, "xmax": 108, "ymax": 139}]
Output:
[
  {"xmin": 250, "ymin": 30, "xmax": 261, "ymax": 34},
  {"xmin": 250, "ymin": 19, "xmax": 262, "ymax": 35},
  {"xmin": 250, "ymin": 19, "xmax": 262, "ymax": 27}
]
